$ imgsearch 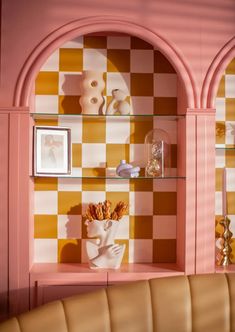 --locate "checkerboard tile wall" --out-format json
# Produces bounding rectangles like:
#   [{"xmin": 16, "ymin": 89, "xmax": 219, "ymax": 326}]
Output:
[
  {"xmin": 34, "ymin": 34, "xmax": 178, "ymax": 264},
  {"xmin": 215, "ymin": 58, "xmax": 235, "ymax": 262}
]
